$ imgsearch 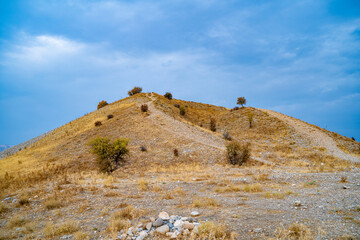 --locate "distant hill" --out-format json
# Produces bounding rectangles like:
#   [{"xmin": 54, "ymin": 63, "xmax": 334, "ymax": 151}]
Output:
[
  {"xmin": 0, "ymin": 144, "xmax": 11, "ymax": 152},
  {"xmin": 0, "ymin": 92, "xmax": 359, "ymax": 176}
]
